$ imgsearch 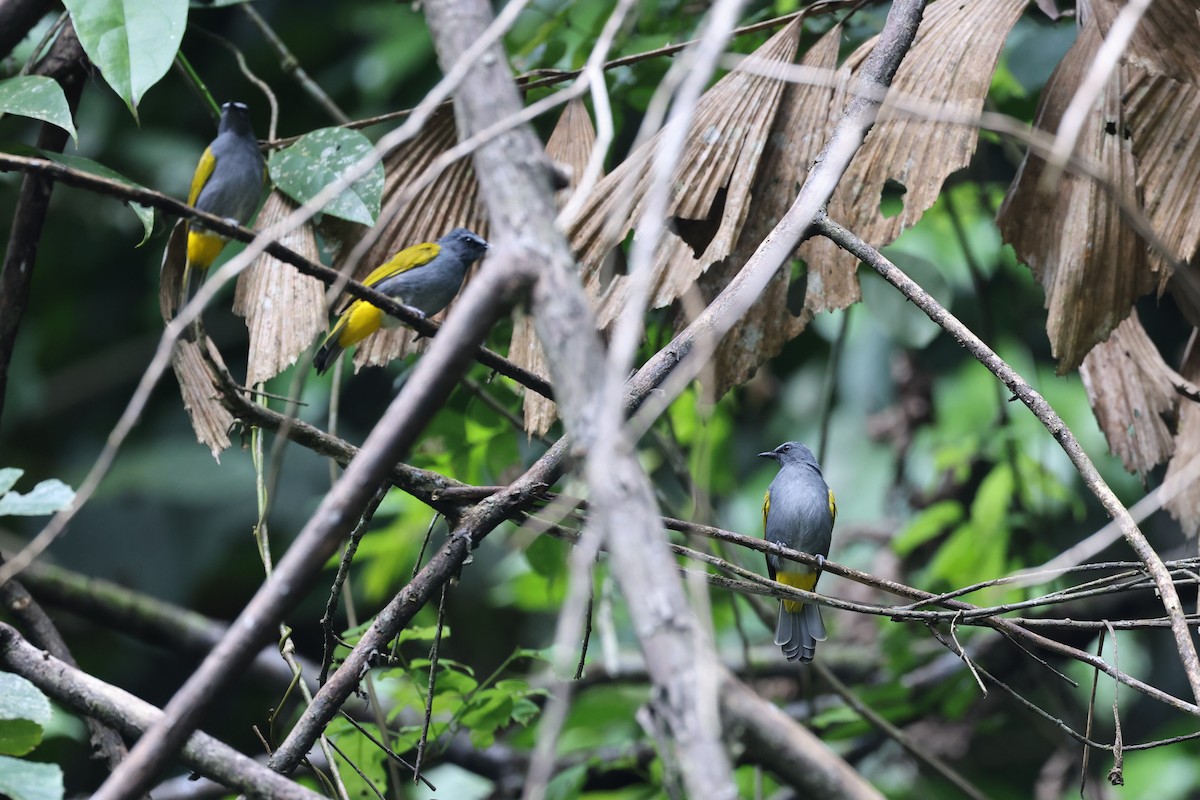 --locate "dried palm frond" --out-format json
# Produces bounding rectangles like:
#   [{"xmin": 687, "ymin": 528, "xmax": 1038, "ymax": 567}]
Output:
[
  {"xmin": 234, "ymin": 191, "xmax": 326, "ymax": 386},
  {"xmin": 512, "ymin": 98, "xmax": 597, "ymax": 435}
]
